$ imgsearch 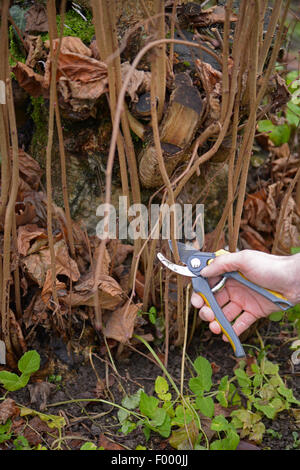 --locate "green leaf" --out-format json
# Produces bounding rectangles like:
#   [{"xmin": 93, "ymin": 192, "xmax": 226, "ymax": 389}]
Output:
[
  {"xmin": 291, "ymin": 246, "xmax": 300, "ymax": 254},
  {"xmin": 234, "ymin": 368, "xmax": 252, "ymax": 388},
  {"xmin": 155, "ymin": 376, "xmax": 171, "ymax": 401},
  {"xmin": 195, "ymin": 396, "xmax": 214, "ymax": 418},
  {"xmin": 210, "ymin": 430, "xmax": 239, "ymax": 451},
  {"xmin": 117, "ymin": 408, "xmax": 129, "ymax": 424},
  {"xmin": 193, "ymin": 357, "xmax": 212, "ymax": 389},
  {"xmin": 149, "ymin": 407, "xmax": 167, "ymax": 427},
  {"xmin": 18, "ymin": 350, "xmax": 40, "ymax": 375},
  {"xmin": 262, "ymin": 360, "xmax": 279, "ymax": 375},
  {"xmin": 0, "ymin": 419, "xmax": 12, "ymax": 443},
  {"xmin": 257, "ymin": 120, "xmax": 291, "ymax": 146},
  {"xmin": 211, "ymin": 415, "xmax": 230, "ymax": 432},
  {"xmin": 139, "ymin": 391, "xmax": 159, "ymax": 418},
  {"xmin": 171, "ymin": 405, "xmax": 193, "ymax": 426},
  {"xmin": 121, "ymin": 388, "xmax": 143, "ymax": 410},
  {"xmin": 0, "ymin": 371, "xmax": 25, "ymax": 391},
  {"xmin": 80, "ymin": 442, "xmax": 98, "ymax": 450},
  {"xmin": 278, "ymin": 385, "xmax": 300, "ymax": 405},
  {"xmin": 216, "ymin": 376, "xmax": 229, "ymax": 407},
  {"xmin": 269, "ymin": 310, "xmax": 284, "ymax": 322},
  {"xmin": 155, "ymin": 413, "xmax": 171, "ymax": 438},
  {"xmin": 119, "ymin": 420, "xmax": 137, "ymax": 435},
  {"xmin": 254, "ymin": 403, "xmax": 277, "ymax": 419},
  {"xmin": 253, "ymin": 373, "xmax": 263, "ymax": 387},
  {"xmin": 190, "ymin": 356, "xmax": 212, "ymax": 392},
  {"xmin": 286, "ymin": 102, "xmax": 300, "ymax": 127},
  {"xmin": 13, "ymin": 435, "xmax": 31, "ymax": 450},
  {"xmin": 20, "ymin": 406, "xmax": 66, "ymax": 429}
]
